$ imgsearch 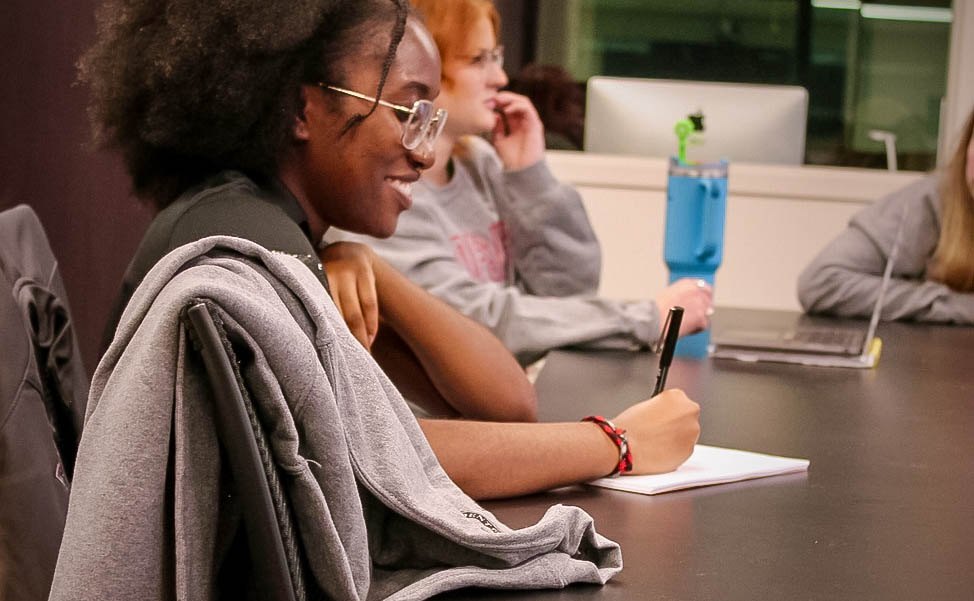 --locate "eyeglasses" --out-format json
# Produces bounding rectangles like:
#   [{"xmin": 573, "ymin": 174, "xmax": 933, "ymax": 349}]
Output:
[
  {"xmin": 319, "ymin": 84, "xmax": 447, "ymax": 151},
  {"xmin": 459, "ymin": 46, "xmax": 505, "ymax": 70}
]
